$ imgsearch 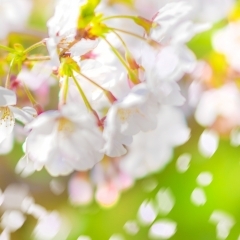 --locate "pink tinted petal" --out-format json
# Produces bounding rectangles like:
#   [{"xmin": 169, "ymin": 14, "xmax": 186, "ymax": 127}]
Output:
[
  {"xmin": 68, "ymin": 174, "xmax": 93, "ymax": 205},
  {"xmin": 95, "ymin": 182, "xmax": 119, "ymax": 207}
]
